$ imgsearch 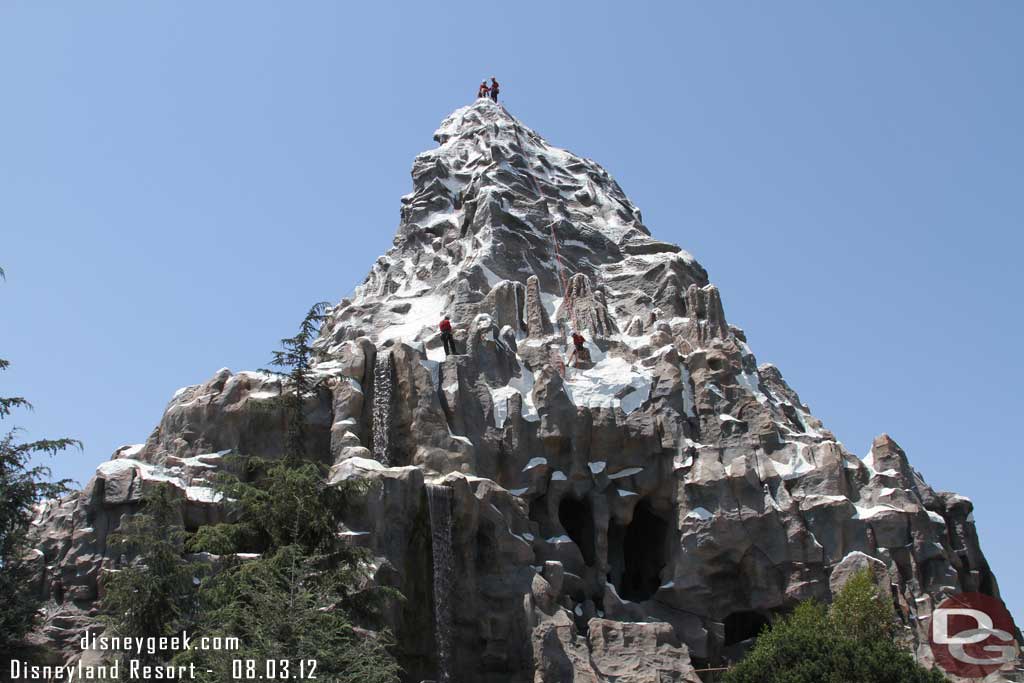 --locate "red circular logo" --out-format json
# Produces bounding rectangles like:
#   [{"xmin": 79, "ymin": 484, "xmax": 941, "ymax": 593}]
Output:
[{"xmin": 929, "ymin": 592, "xmax": 1019, "ymax": 678}]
